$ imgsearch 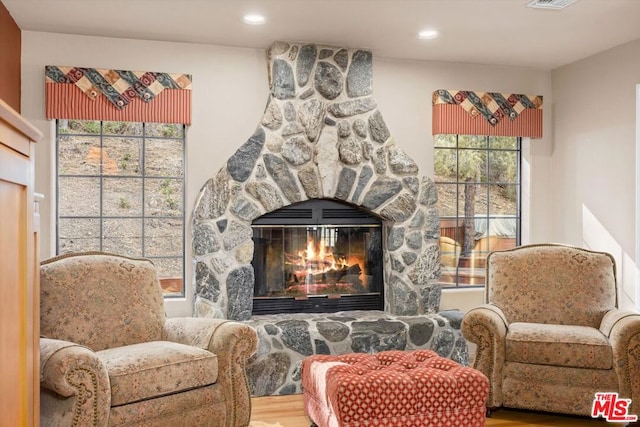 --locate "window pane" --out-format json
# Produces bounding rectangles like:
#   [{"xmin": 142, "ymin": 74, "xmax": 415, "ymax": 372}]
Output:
[
  {"xmin": 144, "ymin": 218, "xmax": 183, "ymax": 256},
  {"xmin": 103, "ymin": 137, "xmax": 142, "ymax": 176},
  {"xmin": 434, "ymin": 134, "xmax": 456, "ymax": 148},
  {"xmin": 489, "ymin": 151, "xmax": 517, "ymax": 183},
  {"xmin": 437, "ymin": 183, "xmax": 458, "ymax": 217},
  {"xmin": 59, "ymin": 177, "xmax": 100, "ymax": 216},
  {"xmin": 58, "ymin": 135, "xmax": 100, "ymax": 176},
  {"xmin": 153, "ymin": 257, "xmax": 184, "ymax": 297},
  {"xmin": 490, "ymin": 136, "xmax": 517, "ymax": 150},
  {"xmin": 58, "ymin": 218, "xmax": 100, "ymax": 252},
  {"xmin": 145, "ymin": 178, "xmax": 183, "ymax": 217},
  {"xmin": 458, "ymin": 135, "xmax": 486, "ymax": 149},
  {"xmin": 145, "ymin": 123, "xmax": 184, "ymax": 138},
  {"xmin": 102, "ymin": 177, "xmax": 143, "ymax": 216},
  {"xmin": 434, "ymin": 148, "xmax": 457, "ymax": 179},
  {"xmin": 59, "ymin": 120, "xmax": 101, "ymax": 135},
  {"xmin": 489, "ymin": 185, "xmax": 517, "ymax": 215},
  {"xmin": 456, "ymin": 183, "xmax": 488, "ymax": 216},
  {"xmin": 102, "ymin": 218, "xmax": 142, "ymax": 256},
  {"xmin": 103, "ymin": 121, "xmax": 143, "ymax": 136},
  {"xmin": 458, "ymin": 150, "xmax": 487, "ymax": 182},
  {"xmin": 145, "ymin": 138, "xmax": 183, "ymax": 177}
]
